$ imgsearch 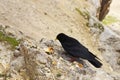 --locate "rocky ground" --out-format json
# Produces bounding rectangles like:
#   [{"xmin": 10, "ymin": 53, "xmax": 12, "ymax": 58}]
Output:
[
  {"xmin": 0, "ymin": 24, "xmax": 119, "ymax": 80},
  {"xmin": 0, "ymin": 0, "xmax": 120, "ymax": 80}
]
